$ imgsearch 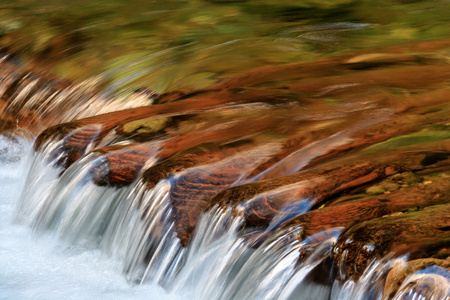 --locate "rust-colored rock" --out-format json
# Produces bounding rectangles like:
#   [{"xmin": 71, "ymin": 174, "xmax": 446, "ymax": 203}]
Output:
[
  {"xmin": 210, "ymin": 38, "xmax": 450, "ymax": 91},
  {"xmin": 52, "ymin": 124, "xmax": 104, "ymax": 169},
  {"xmin": 333, "ymin": 204, "xmax": 450, "ymax": 280},
  {"xmin": 33, "ymin": 87, "xmax": 297, "ymax": 170},
  {"xmin": 33, "ymin": 89, "xmax": 234, "ymax": 150},
  {"xmin": 285, "ymin": 64, "xmax": 450, "ymax": 96},
  {"xmin": 141, "ymin": 147, "xmax": 234, "ymax": 191},
  {"xmin": 88, "ymin": 108, "xmax": 281, "ymax": 186},
  {"xmin": 281, "ymin": 176, "xmax": 450, "ymax": 241},
  {"xmin": 91, "ymin": 142, "xmax": 161, "ymax": 186},
  {"xmin": 165, "ymin": 144, "xmax": 279, "ymax": 245},
  {"xmin": 222, "ymin": 162, "xmax": 398, "ymax": 227},
  {"xmin": 210, "ymin": 151, "xmax": 450, "ymax": 229}
]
